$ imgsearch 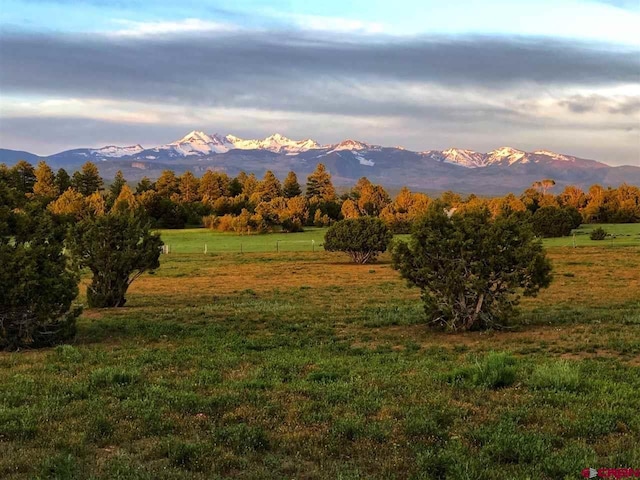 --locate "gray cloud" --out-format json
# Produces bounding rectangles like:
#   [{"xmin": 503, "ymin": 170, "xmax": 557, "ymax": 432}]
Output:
[
  {"xmin": 0, "ymin": 29, "xmax": 638, "ymax": 113},
  {"xmin": 1, "ymin": 29, "xmax": 639, "ymax": 165},
  {"xmin": 558, "ymin": 94, "xmax": 640, "ymax": 115}
]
